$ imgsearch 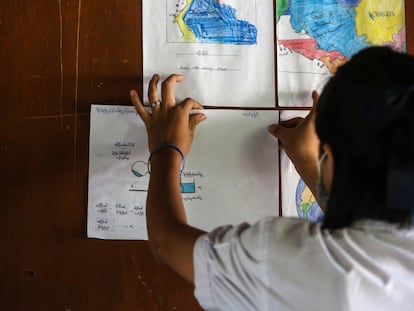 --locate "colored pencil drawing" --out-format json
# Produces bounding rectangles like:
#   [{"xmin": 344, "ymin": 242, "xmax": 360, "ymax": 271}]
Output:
[
  {"xmin": 171, "ymin": 0, "xmax": 257, "ymax": 44},
  {"xmin": 295, "ymin": 178, "xmax": 324, "ymax": 223},
  {"xmin": 277, "ymin": 0, "xmax": 406, "ymax": 107}
]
